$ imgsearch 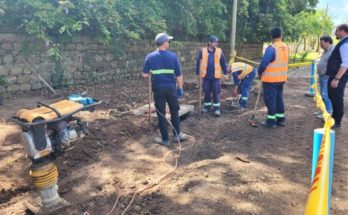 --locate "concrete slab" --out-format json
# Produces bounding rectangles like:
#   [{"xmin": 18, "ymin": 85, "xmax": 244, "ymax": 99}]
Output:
[{"xmin": 132, "ymin": 103, "xmax": 194, "ymax": 119}]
